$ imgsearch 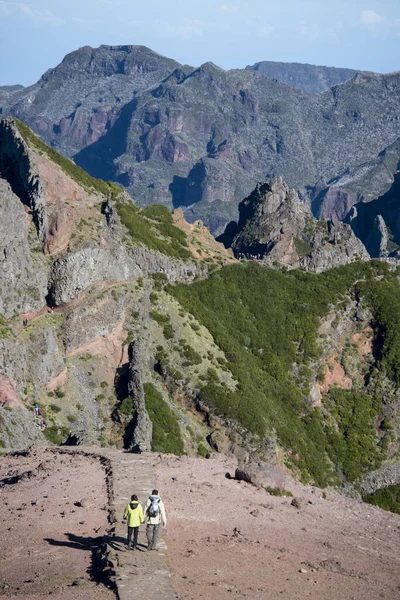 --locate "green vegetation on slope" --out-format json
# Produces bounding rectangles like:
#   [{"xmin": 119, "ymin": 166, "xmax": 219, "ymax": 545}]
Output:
[
  {"xmin": 169, "ymin": 260, "xmax": 395, "ymax": 485},
  {"xmin": 324, "ymin": 389, "xmax": 382, "ymax": 481},
  {"xmin": 0, "ymin": 314, "xmax": 12, "ymax": 339},
  {"xmin": 14, "ymin": 119, "xmax": 121, "ymax": 199},
  {"xmin": 363, "ymin": 484, "xmax": 400, "ymax": 514},
  {"xmin": 144, "ymin": 382, "xmax": 184, "ymax": 455},
  {"xmin": 115, "ymin": 201, "xmax": 192, "ymax": 260}
]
